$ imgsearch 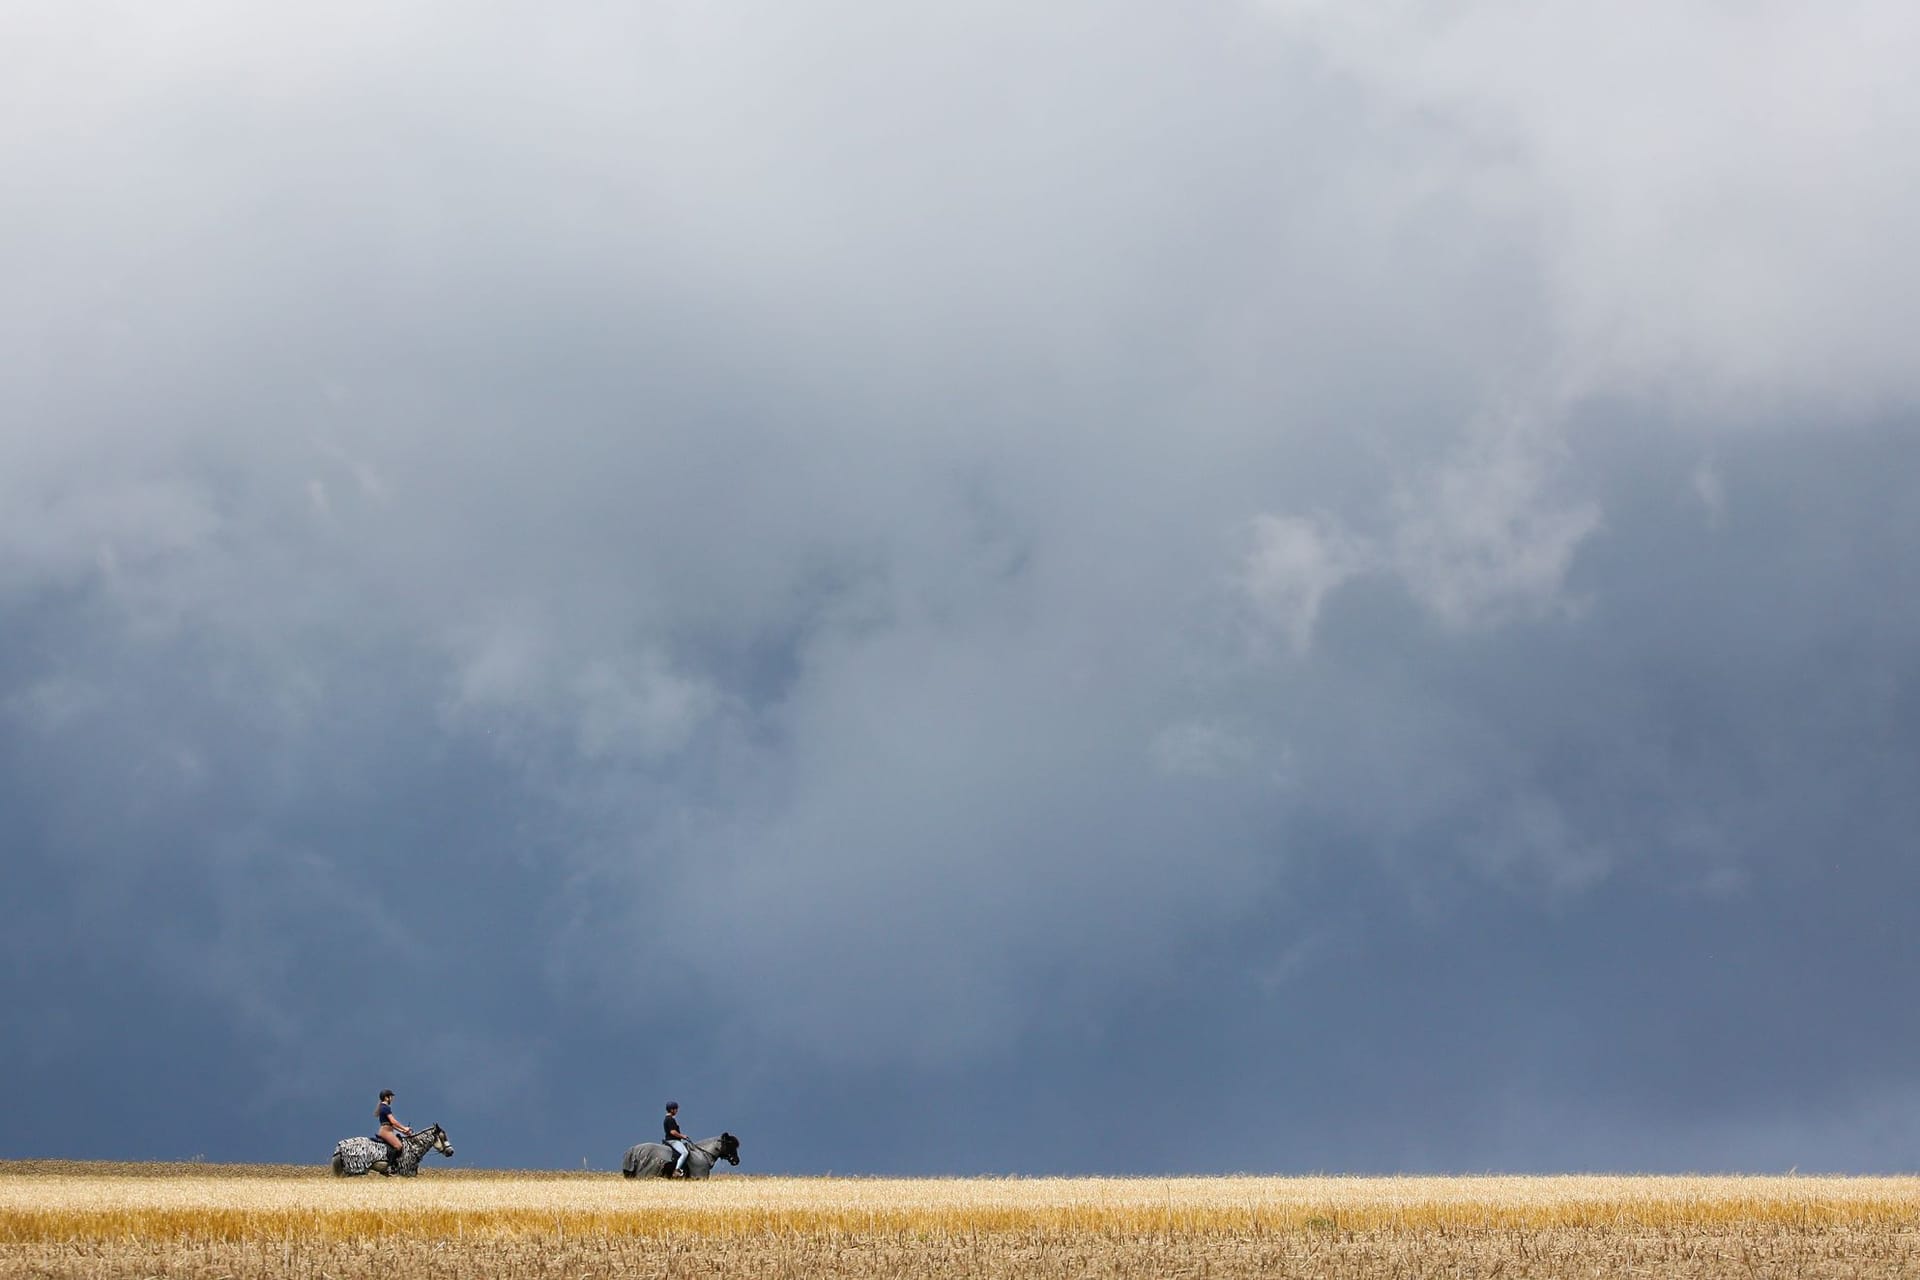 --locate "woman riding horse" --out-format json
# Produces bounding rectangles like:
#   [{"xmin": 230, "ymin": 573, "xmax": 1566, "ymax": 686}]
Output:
[{"xmin": 376, "ymin": 1089, "xmax": 412, "ymax": 1161}]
